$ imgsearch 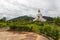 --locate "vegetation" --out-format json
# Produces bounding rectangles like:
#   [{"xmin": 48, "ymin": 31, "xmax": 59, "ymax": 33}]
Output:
[
  {"xmin": 40, "ymin": 25, "xmax": 59, "ymax": 40},
  {"xmin": 53, "ymin": 17, "xmax": 60, "ymax": 26},
  {"xmin": 0, "ymin": 17, "xmax": 7, "ymax": 28},
  {"xmin": 0, "ymin": 16, "xmax": 60, "ymax": 40}
]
